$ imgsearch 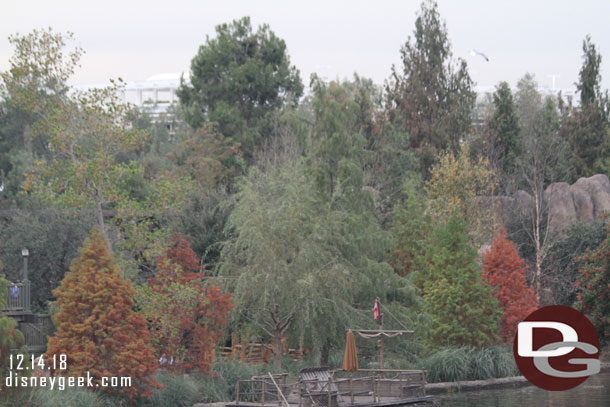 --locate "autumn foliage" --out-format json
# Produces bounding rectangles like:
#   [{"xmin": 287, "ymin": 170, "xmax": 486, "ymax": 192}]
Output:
[
  {"xmin": 141, "ymin": 233, "xmax": 232, "ymax": 373},
  {"xmin": 46, "ymin": 229, "xmax": 159, "ymax": 401},
  {"xmin": 483, "ymin": 229, "xmax": 538, "ymax": 342}
]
